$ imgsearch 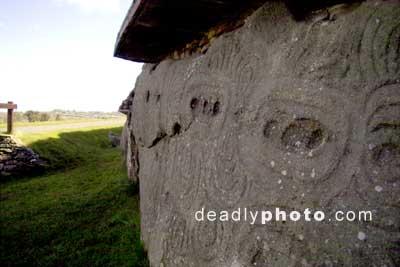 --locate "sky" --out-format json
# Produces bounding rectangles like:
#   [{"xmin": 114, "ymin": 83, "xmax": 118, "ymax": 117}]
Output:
[{"xmin": 0, "ymin": 0, "xmax": 143, "ymax": 112}]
